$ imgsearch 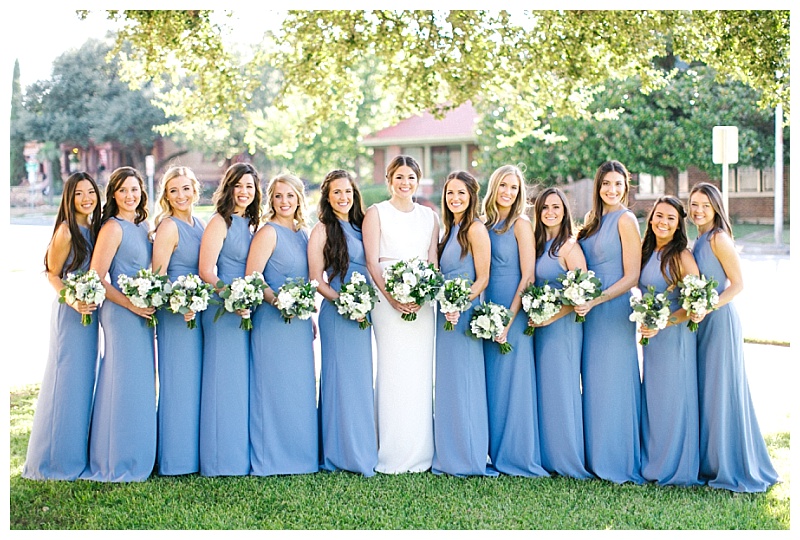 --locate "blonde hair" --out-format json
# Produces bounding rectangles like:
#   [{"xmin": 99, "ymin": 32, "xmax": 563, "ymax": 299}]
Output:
[
  {"xmin": 264, "ymin": 173, "xmax": 309, "ymax": 228},
  {"xmin": 481, "ymin": 164, "xmax": 528, "ymax": 234},
  {"xmin": 153, "ymin": 166, "xmax": 201, "ymax": 230}
]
